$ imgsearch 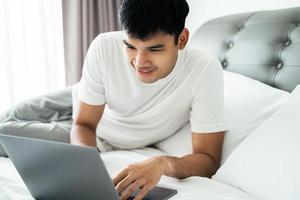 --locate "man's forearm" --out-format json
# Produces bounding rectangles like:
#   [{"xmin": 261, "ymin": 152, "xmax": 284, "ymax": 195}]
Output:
[
  {"xmin": 70, "ymin": 125, "xmax": 97, "ymax": 147},
  {"xmin": 160, "ymin": 153, "xmax": 218, "ymax": 179}
]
